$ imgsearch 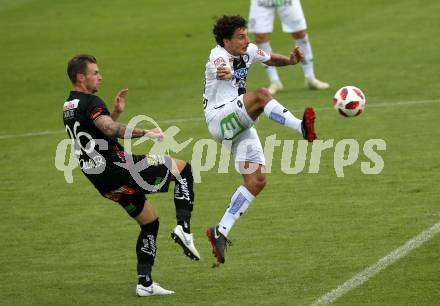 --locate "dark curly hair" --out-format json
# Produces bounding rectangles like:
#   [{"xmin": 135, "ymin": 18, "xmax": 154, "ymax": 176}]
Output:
[{"xmin": 213, "ymin": 15, "xmax": 247, "ymax": 47}]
